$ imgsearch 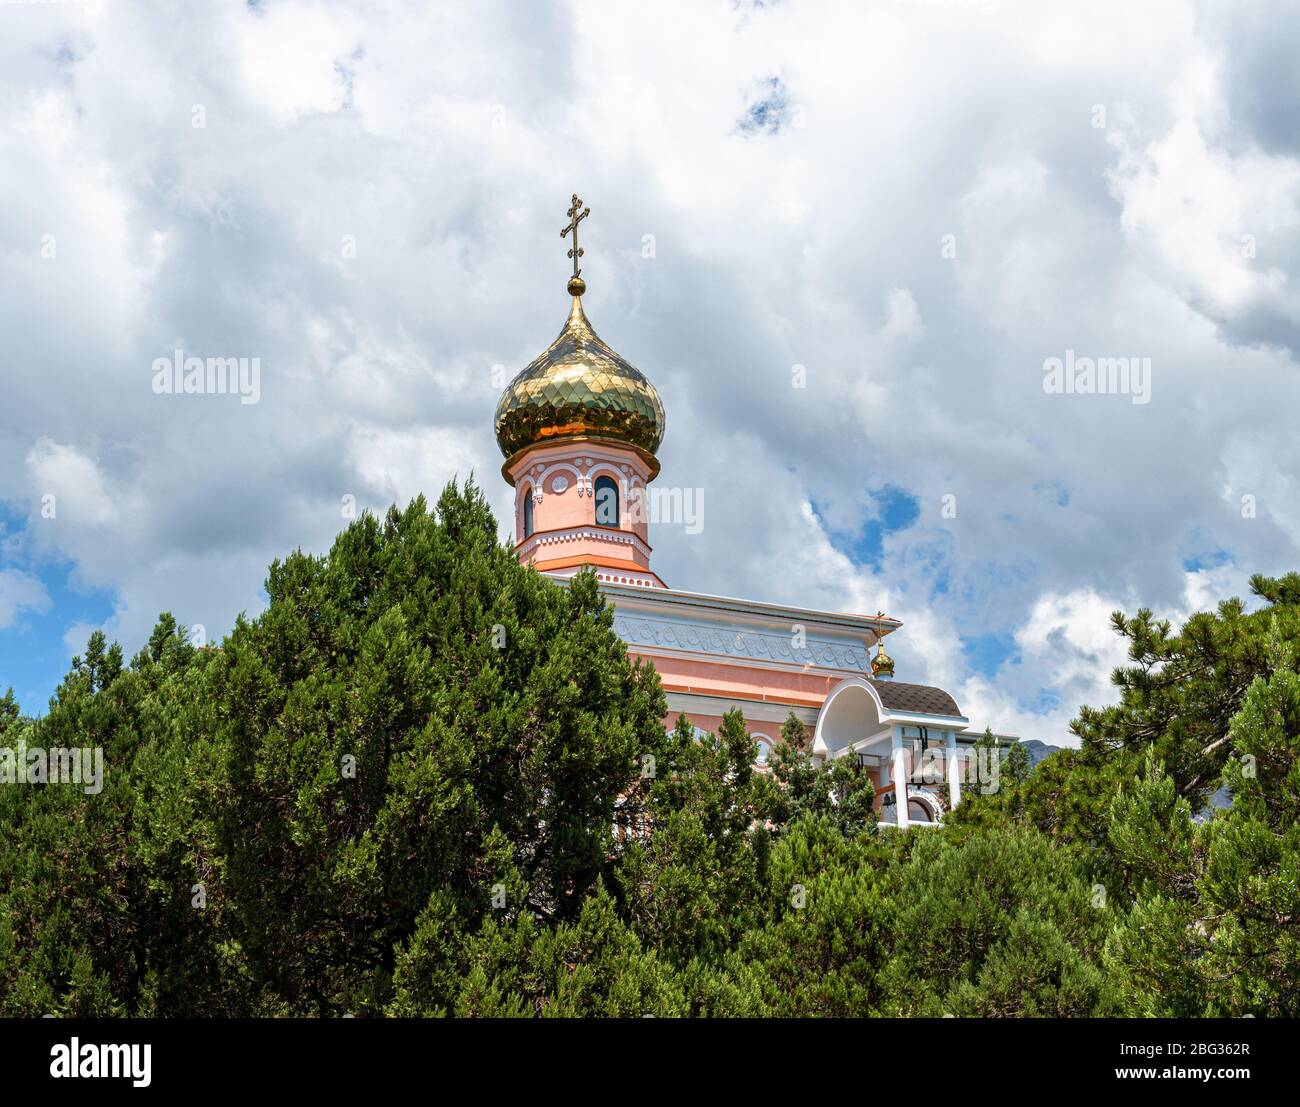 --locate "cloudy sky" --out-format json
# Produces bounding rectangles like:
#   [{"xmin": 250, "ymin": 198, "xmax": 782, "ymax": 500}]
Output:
[{"xmin": 3, "ymin": 0, "xmax": 1299, "ymax": 743}]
